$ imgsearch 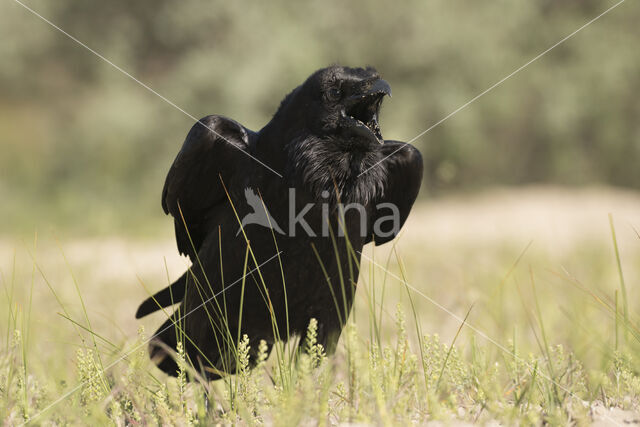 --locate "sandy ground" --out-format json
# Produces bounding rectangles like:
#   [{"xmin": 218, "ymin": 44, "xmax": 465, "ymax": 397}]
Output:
[
  {"xmin": 3, "ymin": 184, "xmax": 638, "ymax": 269},
  {"xmin": 402, "ymin": 185, "xmax": 640, "ymax": 253},
  {"xmin": 1, "ymin": 185, "xmax": 638, "ymax": 322}
]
